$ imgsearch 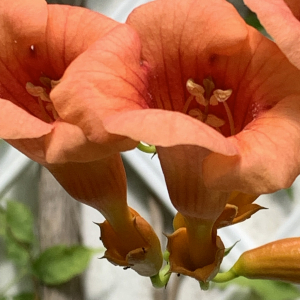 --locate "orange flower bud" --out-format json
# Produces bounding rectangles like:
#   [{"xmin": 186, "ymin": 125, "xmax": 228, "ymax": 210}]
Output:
[{"xmin": 231, "ymin": 238, "xmax": 300, "ymax": 284}]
